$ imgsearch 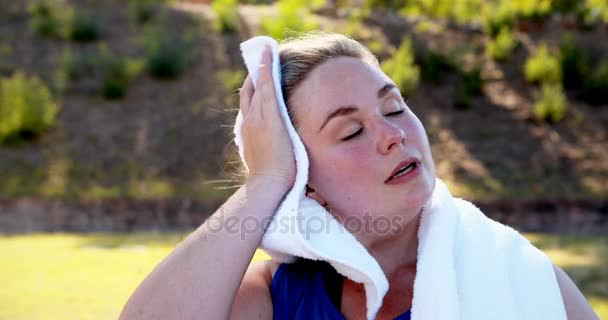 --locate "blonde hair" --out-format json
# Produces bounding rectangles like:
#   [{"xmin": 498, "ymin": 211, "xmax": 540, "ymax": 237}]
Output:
[{"xmin": 277, "ymin": 32, "xmax": 379, "ymax": 127}]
